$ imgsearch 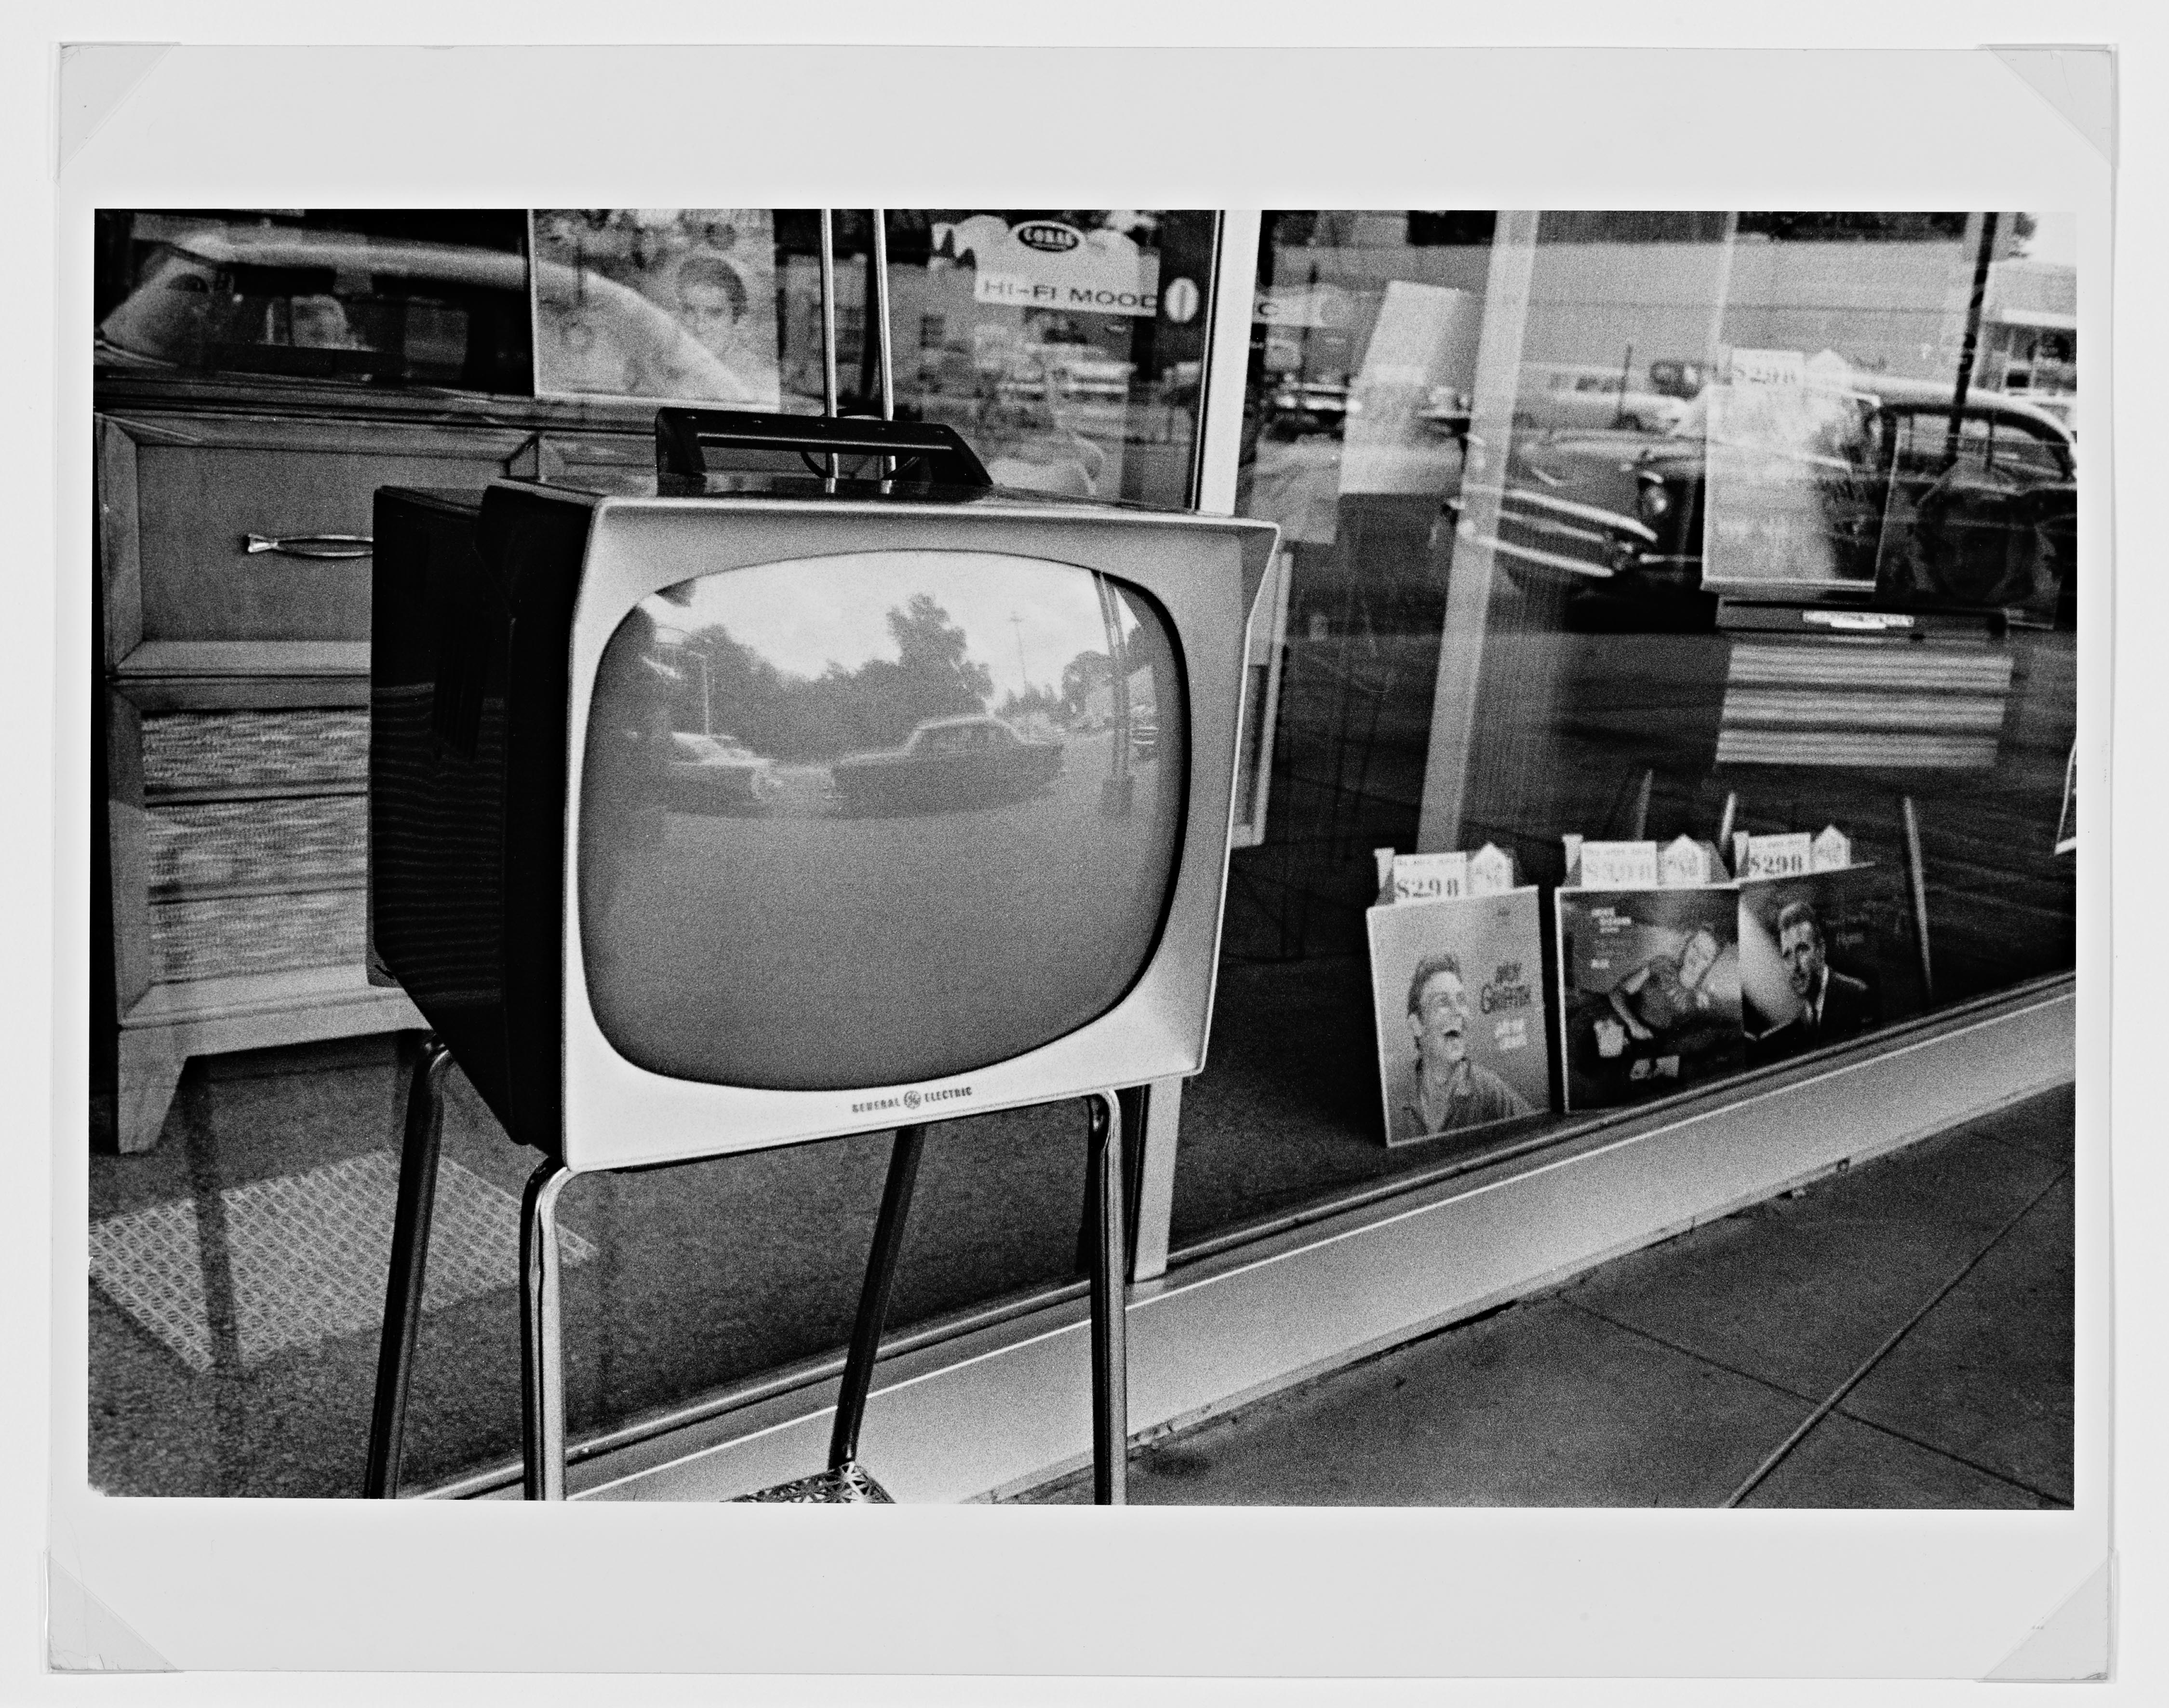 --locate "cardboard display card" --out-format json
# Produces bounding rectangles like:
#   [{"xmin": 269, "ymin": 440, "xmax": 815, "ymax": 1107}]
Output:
[
  {"xmin": 1573, "ymin": 839, "xmax": 1659, "ymax": 889},
  {"xmin": 1741, "ymin": 831, "xmax": 1814, "ymax": 880},
  {"xmin": 1556, "ymin": 883, "xmax": 1743, "ymax": 1111},
  {"xmin": 1368, "ymin": 887, "xmax": 1549, "ymax": 1147},
  {"xmin": 1468, "ymin": 843, "xmax": 1517, "ymax": 895},
  {"xmin": 1389, "ymin": 850, "xmax": 1469, "ymax": 904}
]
